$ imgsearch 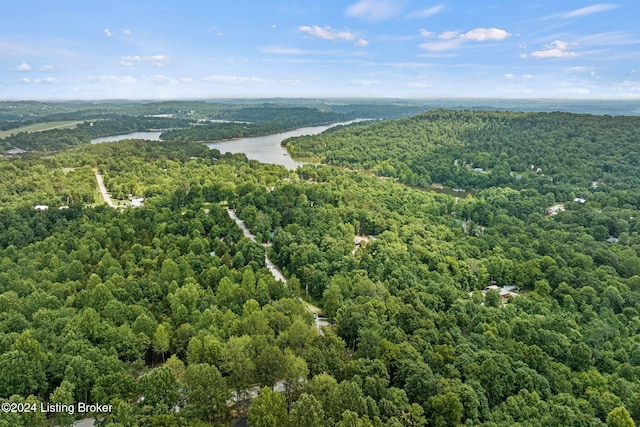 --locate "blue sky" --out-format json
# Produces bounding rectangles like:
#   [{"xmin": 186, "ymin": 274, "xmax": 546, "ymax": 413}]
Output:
[{"xmin": 1, "ymin": 0, "xmax": 639, "ymax": 99}]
